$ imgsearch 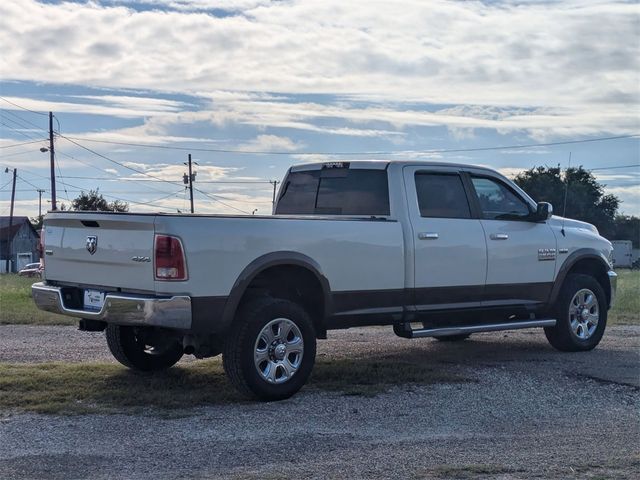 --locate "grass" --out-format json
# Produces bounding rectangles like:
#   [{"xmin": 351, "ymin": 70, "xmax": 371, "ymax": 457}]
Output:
[
  {"xmin": 608, "ymin": 269, "xmax": 640, "ymax": 325},
  {"xmin": 0, "ymin": 357, "xmax": 469, "ymax": 415},
  {"xmin": 0, "ymin": 274, "xmax": 73, "ymax": 325},
  {"xmin": 1, "ymin": 270, "xmax": 637, "ymax": 326}
]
